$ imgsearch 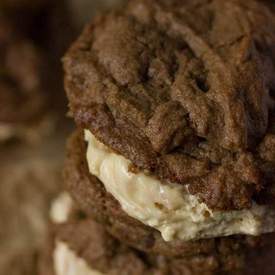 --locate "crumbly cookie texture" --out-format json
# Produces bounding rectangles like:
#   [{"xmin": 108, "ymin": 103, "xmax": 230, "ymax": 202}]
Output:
[{"xmin": 64, "ymin": 0, "xmax": 275, "ymax": 211}]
